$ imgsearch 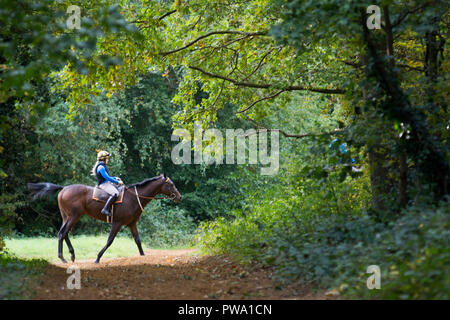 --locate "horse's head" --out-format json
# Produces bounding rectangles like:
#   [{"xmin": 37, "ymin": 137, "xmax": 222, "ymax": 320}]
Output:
[{"xmin": 159, "ymin": 173, "xmax": 182, "ymax": 204}]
